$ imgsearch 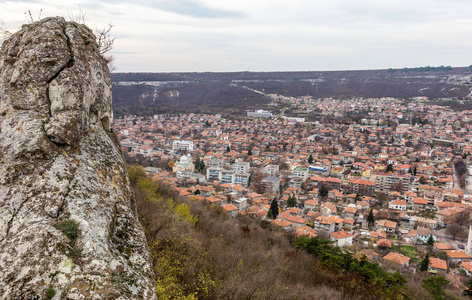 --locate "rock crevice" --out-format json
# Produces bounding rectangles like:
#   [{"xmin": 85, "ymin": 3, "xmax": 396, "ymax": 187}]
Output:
[{"xmin": 0, "ymin": 17, "xmax": 156, "ymax": 299}]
